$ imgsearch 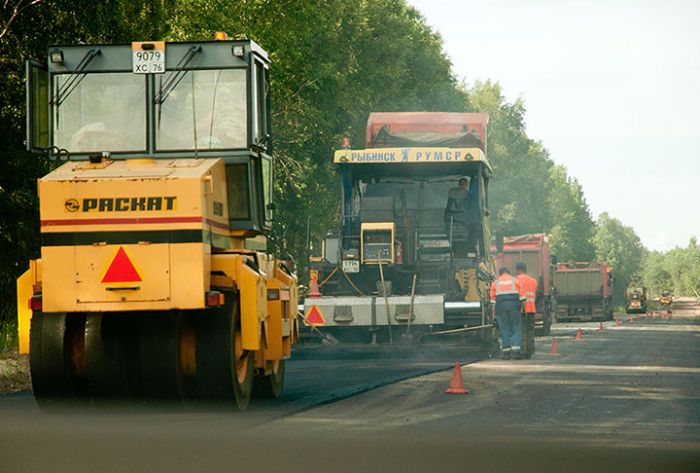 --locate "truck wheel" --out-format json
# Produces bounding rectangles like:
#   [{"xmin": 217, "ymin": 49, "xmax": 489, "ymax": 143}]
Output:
[
  {"xmin": 30, "ymin": 312, "xmax": 87, "ymax": 405},
  {"xmin": 195, "ymin": 292, "xmax": 254, "ymax": 410},
  {"xmin": 253, "ymin": 359, "xmax": 286, "ymax": 399},
  {"xmin": 138, "ymin": 312, "xmax": 183, "ymax": 400},
  {"xmin": 84, "ymin": 313, "xmax": 131, "ymax": 400}
]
